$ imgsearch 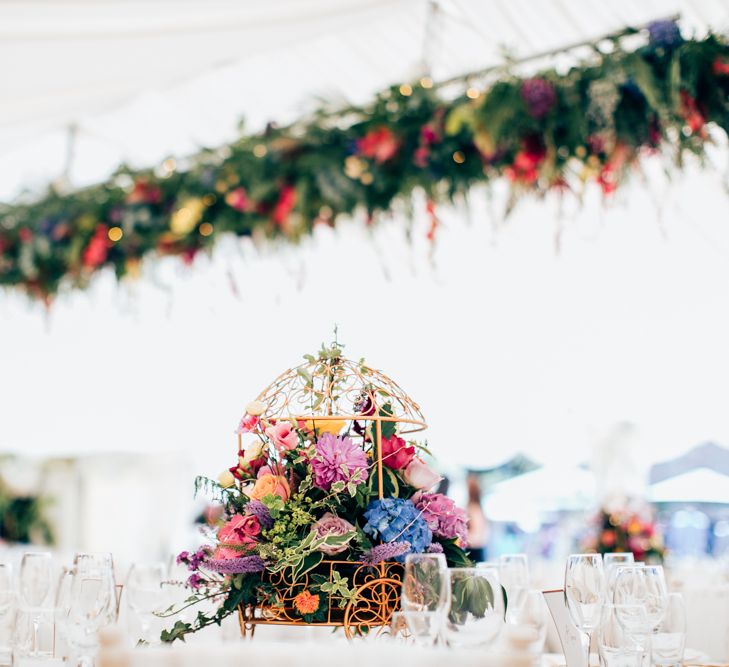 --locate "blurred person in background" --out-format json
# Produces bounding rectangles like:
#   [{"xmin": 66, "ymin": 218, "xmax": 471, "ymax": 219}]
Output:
[{"xmin": 466, "ymin": 473, "xmax": 489, "ymax": 561}]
